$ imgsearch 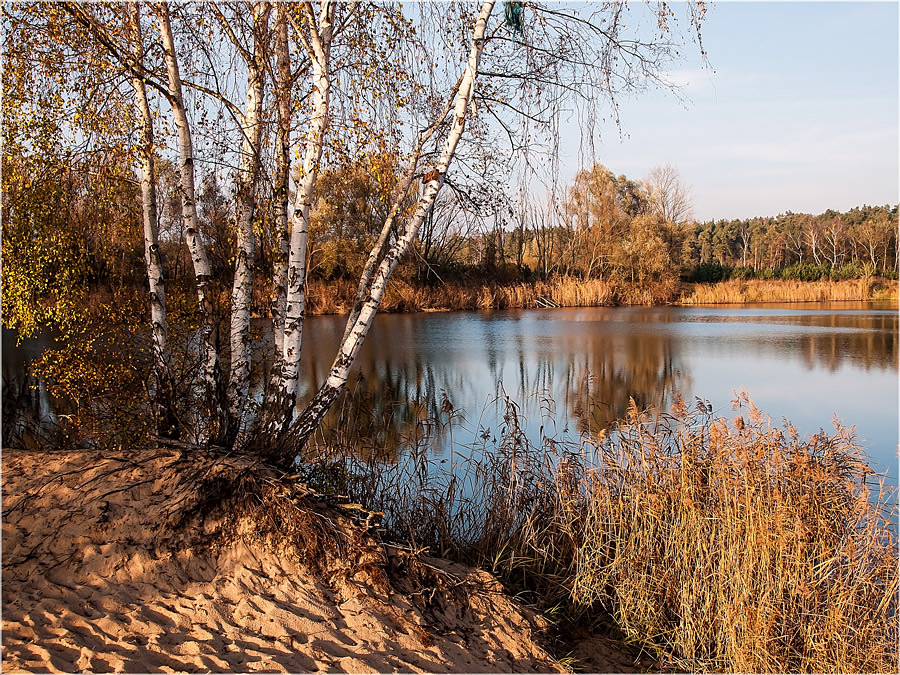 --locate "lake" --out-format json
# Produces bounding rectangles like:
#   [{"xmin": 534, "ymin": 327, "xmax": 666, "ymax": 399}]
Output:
[
  {"xmin": 286, "ymin": 301, "xmax": 898, "ymax": 485},
  {"xmin": 5, "ymin": 301, "xmax": 898, "ymax": 485}
]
